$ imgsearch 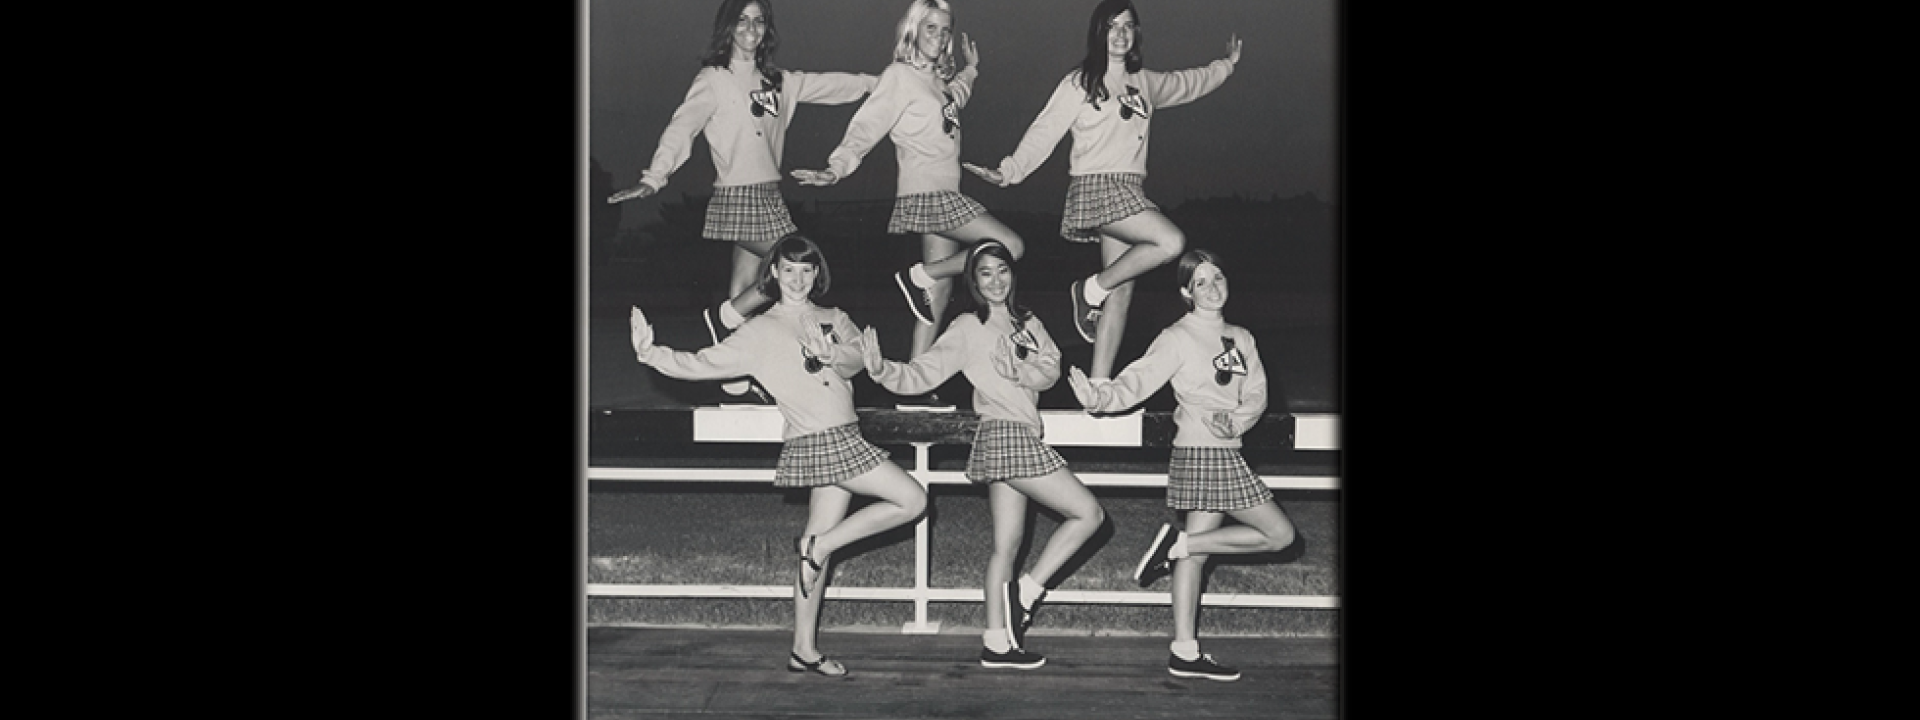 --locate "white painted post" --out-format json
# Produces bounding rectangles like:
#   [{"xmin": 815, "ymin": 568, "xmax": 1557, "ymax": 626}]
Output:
[{"xmin": 902, "ymin": 442, "xmax": 941, "ymax": 634}]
